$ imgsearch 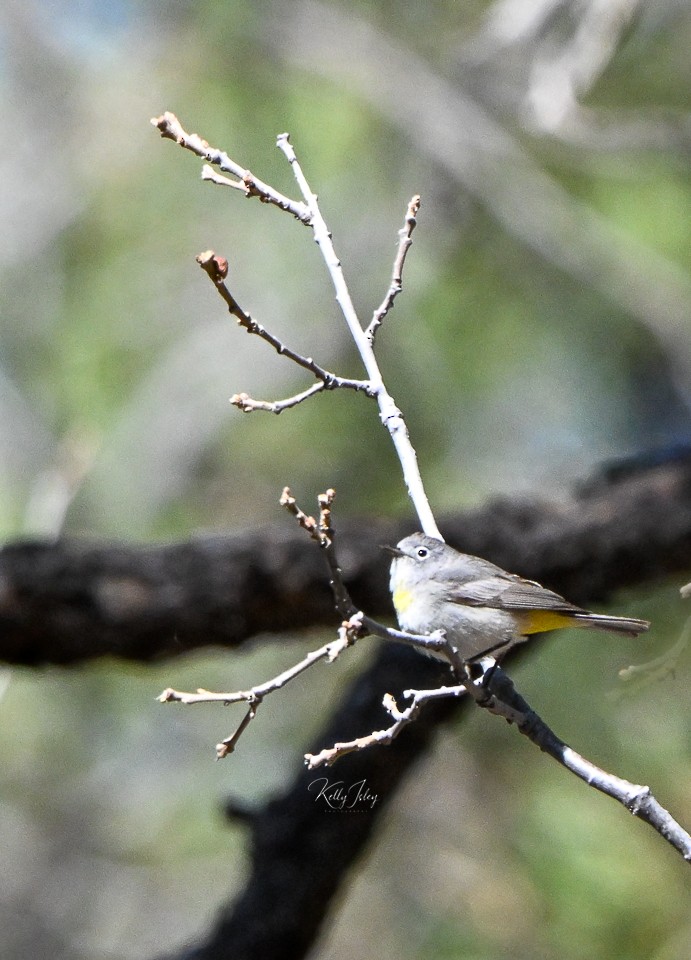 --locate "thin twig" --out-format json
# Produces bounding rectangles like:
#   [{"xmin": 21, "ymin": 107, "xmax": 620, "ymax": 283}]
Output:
[
  {"xmin": 158, "ymin": 629, "xmax": 352, "ymax": 707},
  {"xmin": 151, "ymin": 113, "xmax": 311, "ymax": 223},
  {"xmin": 217, "ymin": 700, "xmax": 260, "ymax": 759},
  {"xmin": 156, "ymin": 489, "xmax": 431, "ymax": 756},
  {"xmin": 279, "ymin": 486, "xmax": 329, "ymax": 546},
  {"xmin": 281, "ymin": 488, "xmax": 365, "ymax": 623},
  {"xmin": 366, "ymin": 194, "xmax": 421, "ymax": 344},
  {"xmin": 306, "ymin": 685, "xmax": 464, "ymax": 768},
  {"xmin": 201, "ymin": 164, "xmax": 254, "ymax": 191},
  {"xmin": 230, "ymin": 384, "xmax": 327, "ymax": 414},
  {"xmin": 619, "ymin": 622, "xmax": 690, "ymax": 682}
]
